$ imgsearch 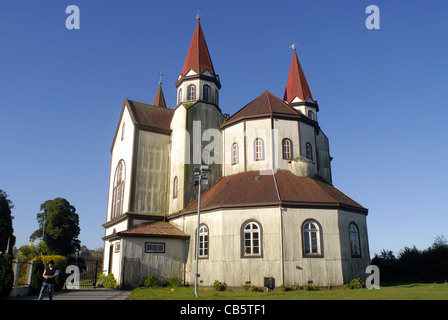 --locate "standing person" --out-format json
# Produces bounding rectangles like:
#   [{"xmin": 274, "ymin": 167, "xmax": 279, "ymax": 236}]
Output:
[{"xmin": 38, "ymin": 260, "xmax": 59, "ymax": 300}]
